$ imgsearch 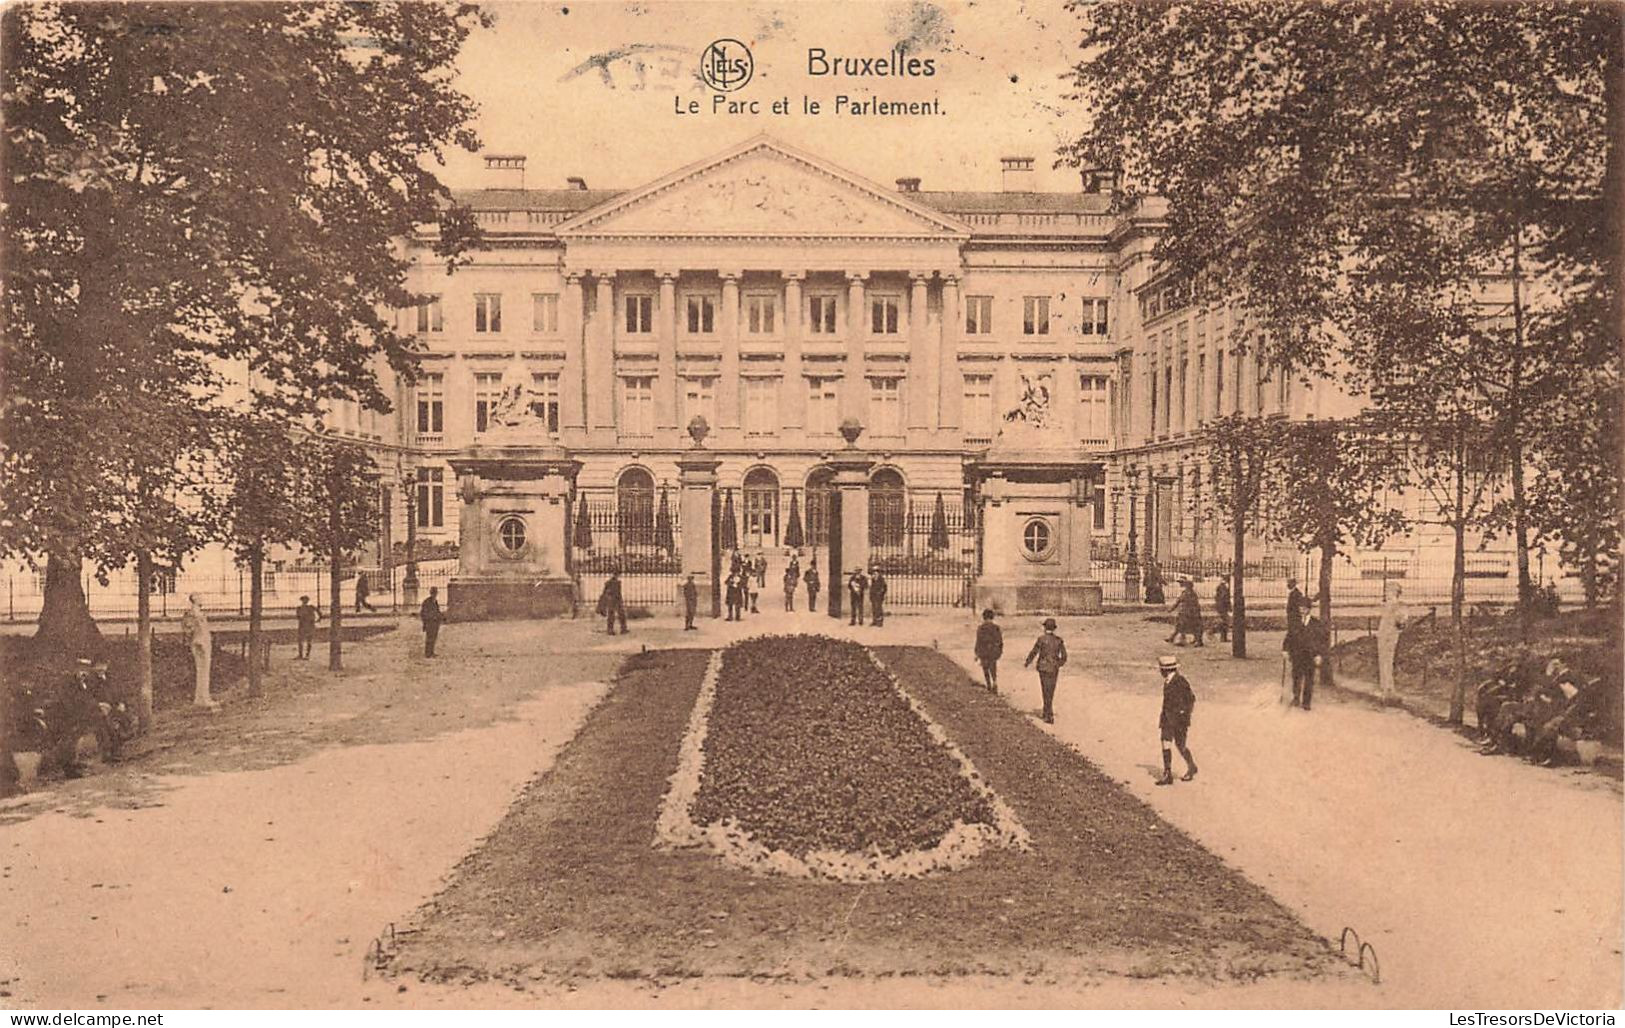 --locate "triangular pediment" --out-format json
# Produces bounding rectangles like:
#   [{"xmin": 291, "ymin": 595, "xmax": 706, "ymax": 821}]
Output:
[{"xmin": 557, "ymin": 136, "xmax": 969, "ymax": 240}]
